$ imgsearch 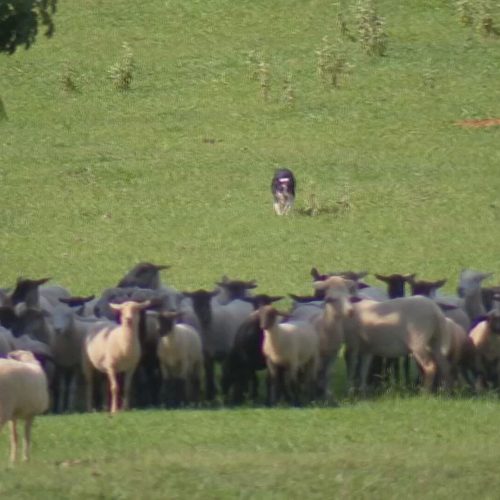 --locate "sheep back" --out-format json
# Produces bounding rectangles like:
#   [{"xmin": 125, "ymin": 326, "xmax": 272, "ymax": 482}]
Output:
[
  {"xmin": 157, "ymin": 324, "xmax": 203, "ymax": 378},
  {"xmin": 0, "ymin": 356, "xmax": 49, "ymax": 421}
]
